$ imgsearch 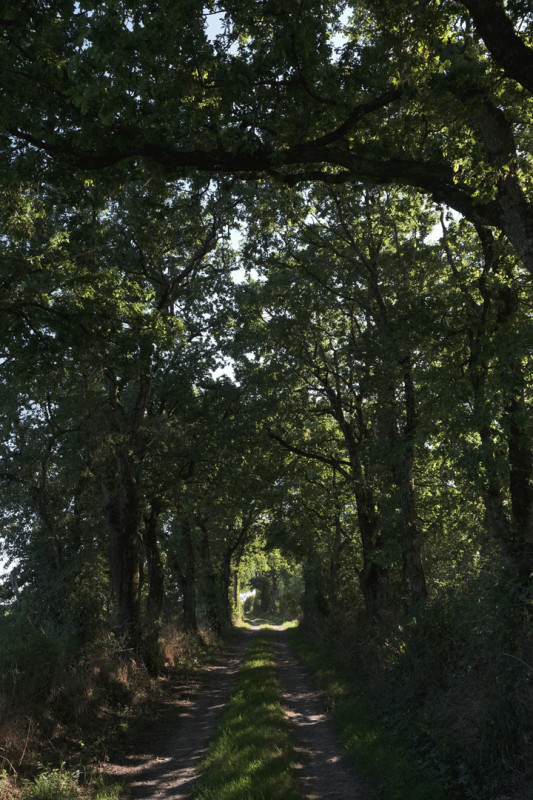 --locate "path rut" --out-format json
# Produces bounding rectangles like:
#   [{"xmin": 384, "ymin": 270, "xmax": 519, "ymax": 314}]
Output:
[
  {"xmin": 273, "ymin": 626, "xmax": 368, "ymax": 800},
  {"xmin": 103, "ymin": 627, "xmax": 256, "ymax": 799}
]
